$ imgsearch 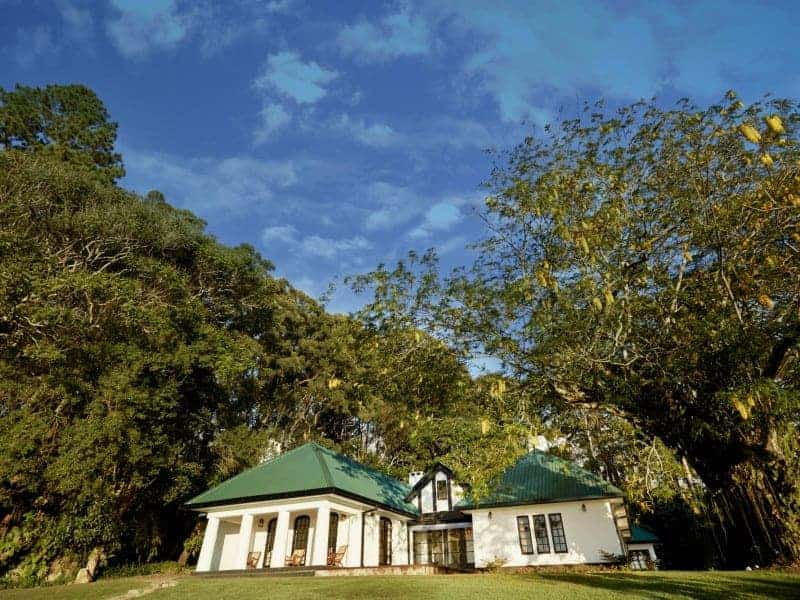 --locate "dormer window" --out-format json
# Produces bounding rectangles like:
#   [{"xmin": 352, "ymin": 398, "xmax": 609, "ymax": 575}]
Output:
[{"xmin": 436, "ymin": 479, "xmax": 448, "ymax": 502}]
